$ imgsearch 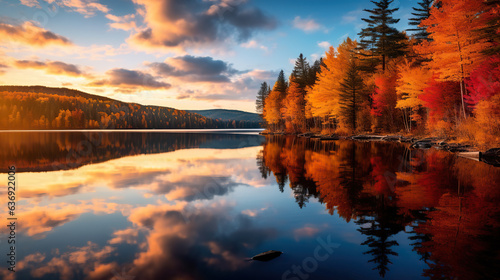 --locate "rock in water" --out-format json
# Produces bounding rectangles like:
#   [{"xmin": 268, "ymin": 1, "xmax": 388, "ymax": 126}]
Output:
[
  {"xmin": 249, "ymin": 250, "xmax": 283, "ymax": 262},
  {"xmin": 480, "ymin": 148, "xmax": 500, "ymax": 167}
]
